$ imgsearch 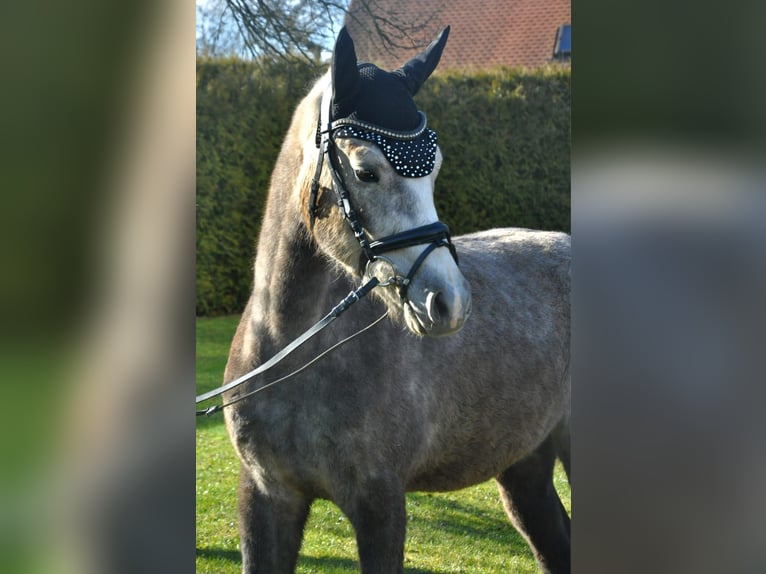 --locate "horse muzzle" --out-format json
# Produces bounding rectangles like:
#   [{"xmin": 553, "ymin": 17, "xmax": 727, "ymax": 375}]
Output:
[
  {"xmin": 403, "ymin": 265, "xmax": 472, "ymax": 336},
  {"xmin": 362, "ymin": 221, "xmax": 471, "ymax": 336},
  {"xmin": 366, "ymin": 245, "xmax": 471, "ymax": 337}
]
